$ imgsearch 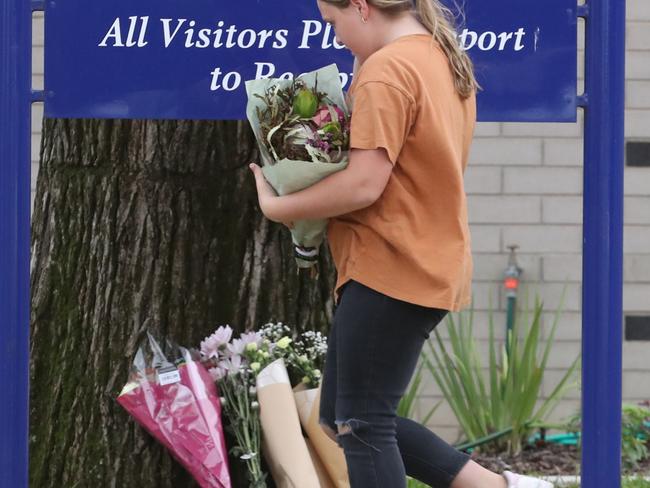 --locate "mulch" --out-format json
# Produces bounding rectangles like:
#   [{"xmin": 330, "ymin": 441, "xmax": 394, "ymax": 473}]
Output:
[{"xmin": 470, "ymin": 442, "xmax": 650, "ymax": 476}]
